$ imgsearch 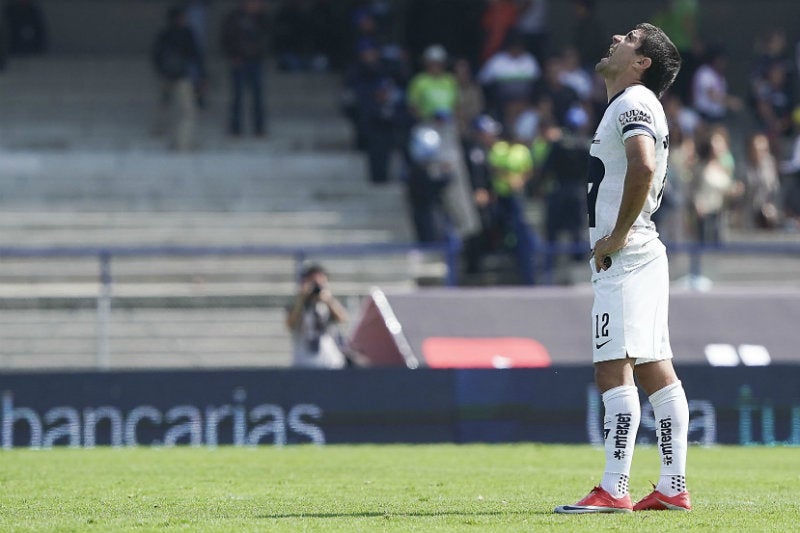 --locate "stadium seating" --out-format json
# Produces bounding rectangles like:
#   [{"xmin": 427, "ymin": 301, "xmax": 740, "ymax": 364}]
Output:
[
  {"xmin": 0, "ymin": 56, "xmax": 798, "ymax": 370},
  {"xmin": 0, "ymin": 56, "xmax": 430, "ymax": 369}
]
